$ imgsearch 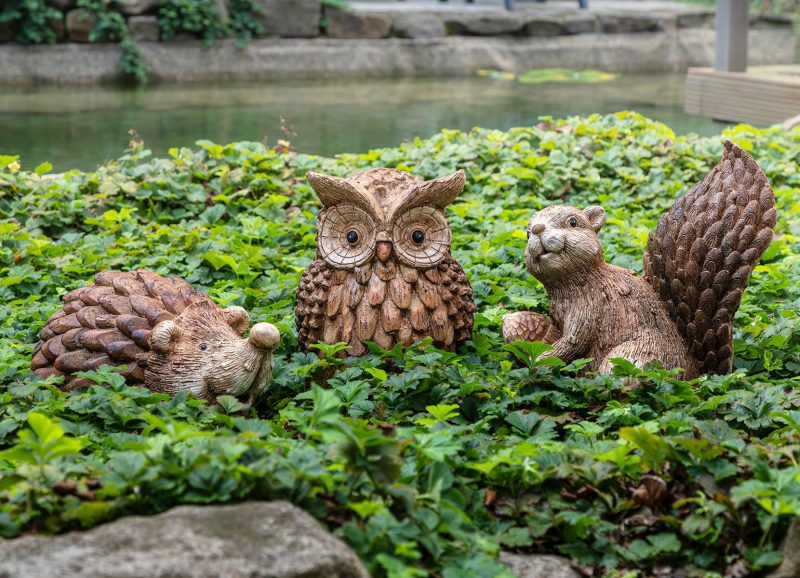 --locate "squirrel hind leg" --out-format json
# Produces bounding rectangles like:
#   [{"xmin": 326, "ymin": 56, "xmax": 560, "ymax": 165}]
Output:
[{"xmin": 502, "ymin": 311, "xmax": 561, "ymax": 344}]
